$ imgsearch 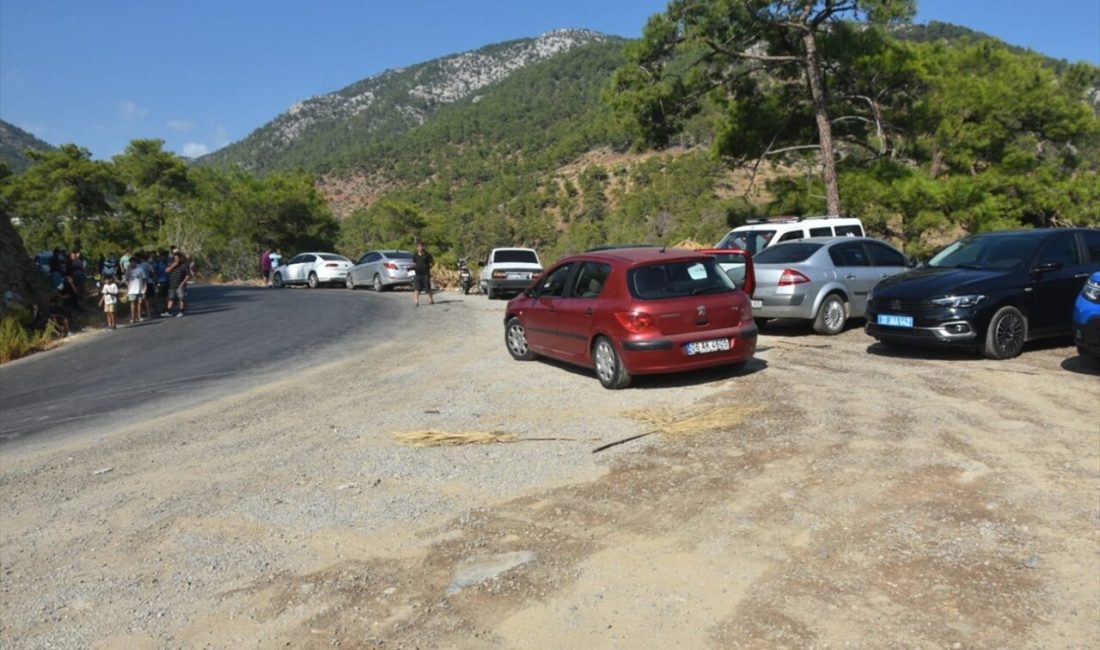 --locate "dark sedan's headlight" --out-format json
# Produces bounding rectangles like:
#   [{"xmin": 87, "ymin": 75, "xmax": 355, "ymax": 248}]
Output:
[
  {"xmin": 1083, "ymin": 278, "xmax": 1100, "ymax": 302},
  {"xmin": 931, "ymin": 294, "xmax": 986, "ymax": 308}
]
